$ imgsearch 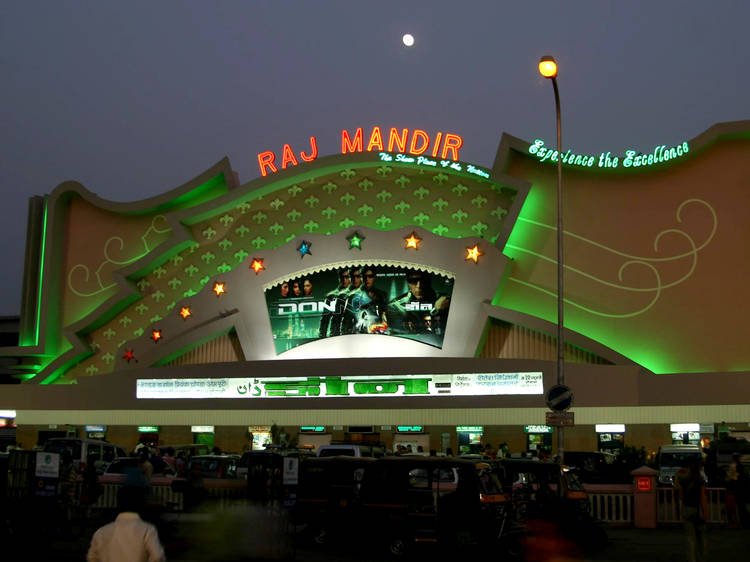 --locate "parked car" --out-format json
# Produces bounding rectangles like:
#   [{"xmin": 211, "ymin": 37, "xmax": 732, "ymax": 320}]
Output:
[
  {"xmin": 185, "ymin": 454, "xmax": 240, "ymax": 479},
  {"xmin": 657, "ymin": 444, "xmax": 702, "ymax": 486},
  {"xmin": 104, "ymin": 456, "xmax": 176, "ymax": 477},
  {"xmin": 562, "ymin": 451, "xmax": 620, "ymax": 483},
  {"xmin": 42, "ymin": 438, "xmax": 127, "ymax": 474},
  {"xmin": 316, "ymin": 444, "xmax": 384, "ymax": 458},
  {"xmin": 159, "ymin": 443, "xmax": 211, "ymax": 459}
]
